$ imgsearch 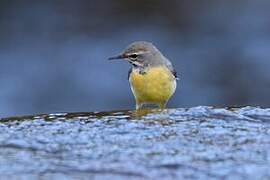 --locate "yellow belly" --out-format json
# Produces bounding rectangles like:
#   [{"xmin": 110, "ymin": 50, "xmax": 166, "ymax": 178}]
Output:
[{"xmin": 129, "ymin": 66, "xmax": 176, "ymax": 108}]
